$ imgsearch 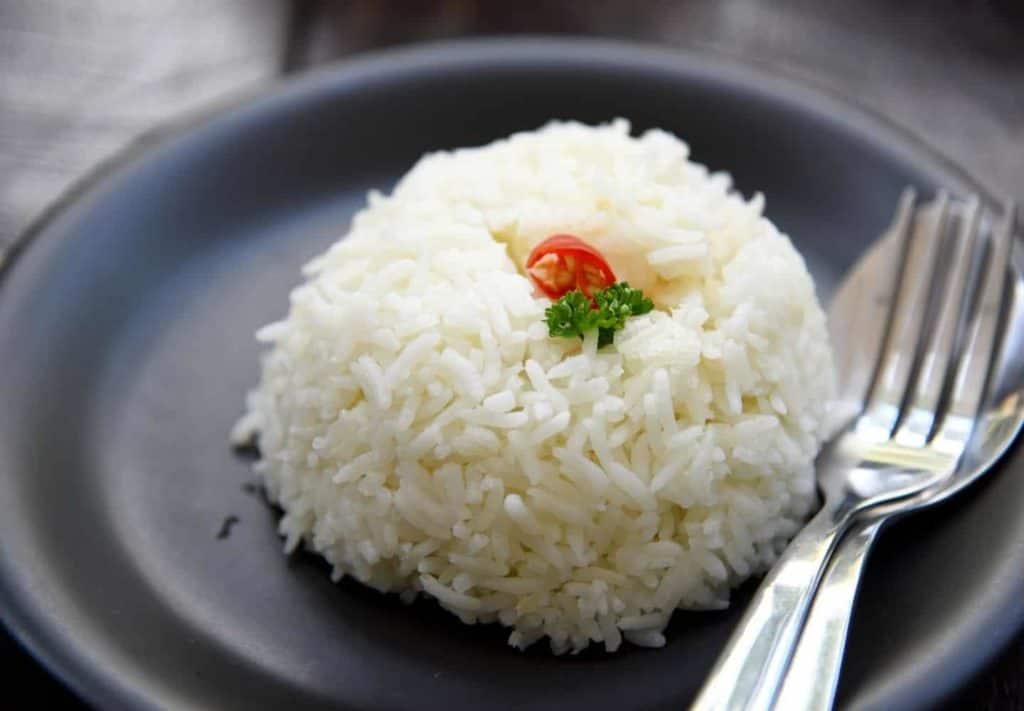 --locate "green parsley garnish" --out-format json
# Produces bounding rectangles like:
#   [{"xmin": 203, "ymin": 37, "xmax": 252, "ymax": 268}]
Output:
[{"xmin": 544, "ymin": 282, "xmax": 654, "ymax": 348}]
